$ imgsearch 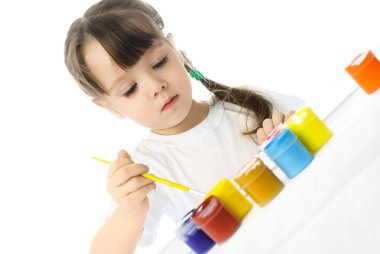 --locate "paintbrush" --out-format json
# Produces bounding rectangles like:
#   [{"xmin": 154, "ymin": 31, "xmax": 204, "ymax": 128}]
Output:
[{"xmin": 92, "ymin": 156, "xmax": 206, "ymax": 197}]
